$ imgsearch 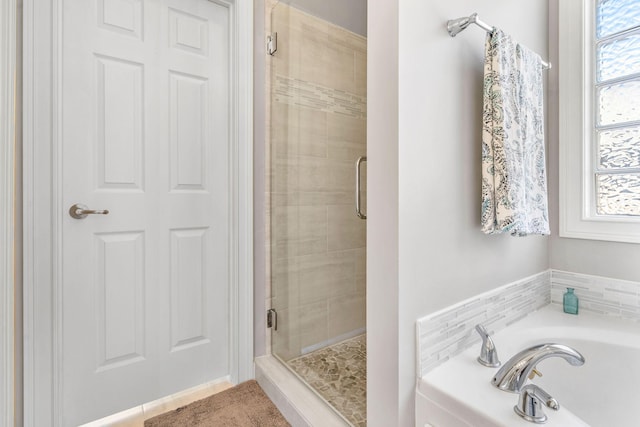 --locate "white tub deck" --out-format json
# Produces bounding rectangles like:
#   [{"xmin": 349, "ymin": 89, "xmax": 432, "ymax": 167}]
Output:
[{"xmin": 416, "ymin": 305, "xmax": 640, "ymax": 427}]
